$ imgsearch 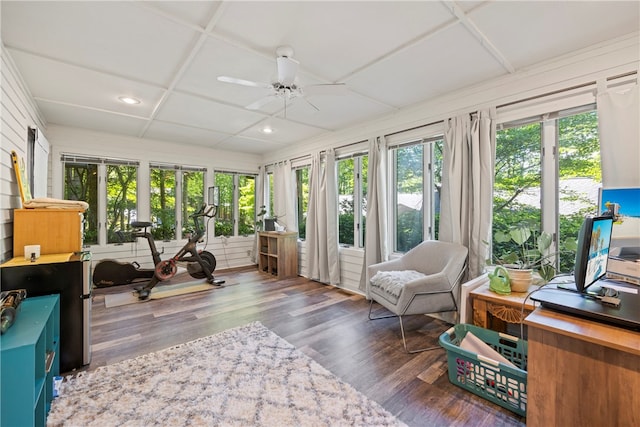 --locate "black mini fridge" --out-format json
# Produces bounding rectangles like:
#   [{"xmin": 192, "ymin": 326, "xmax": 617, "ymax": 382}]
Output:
[{"xmin": 1, "ymin": 252, "xmax": 91, "ymax": 373}]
